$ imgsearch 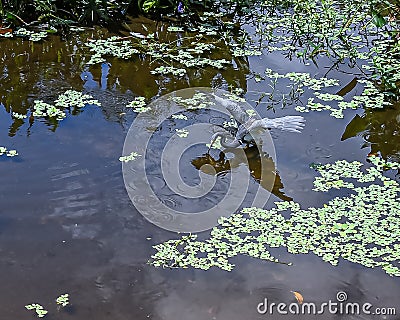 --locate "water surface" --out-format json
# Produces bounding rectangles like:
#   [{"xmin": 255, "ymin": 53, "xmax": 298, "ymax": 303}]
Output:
[{"xmin": 0, "ymin": 15, "xmax": 399, "ymax": 320}]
